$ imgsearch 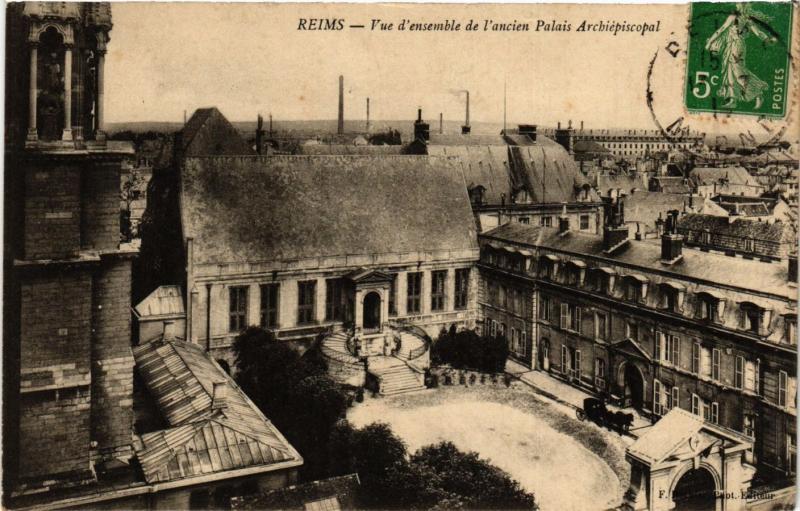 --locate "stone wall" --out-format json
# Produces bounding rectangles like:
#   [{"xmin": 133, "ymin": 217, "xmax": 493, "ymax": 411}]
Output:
[
  {"xmin": 82, "ymin": 164, "xmax": 122, "ymax": 252},
  {"xmin": 91, "ymin": 258, "xmax": 134, "ymax": 460},
  {"xmin": 23, "ymin": 165, "xmax": 81, "ymax": 260},
  {"xmin": 19, "ymin": 386, "xmax": 91, "ymax": 478}
]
